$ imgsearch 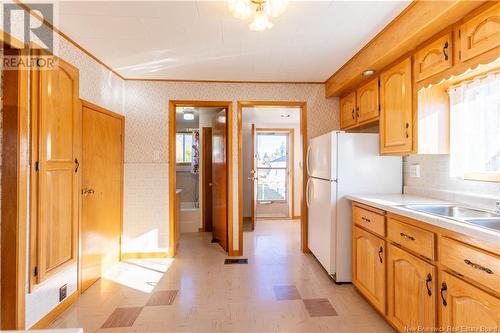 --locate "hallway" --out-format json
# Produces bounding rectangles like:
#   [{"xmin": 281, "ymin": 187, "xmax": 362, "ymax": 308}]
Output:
[{"xmin": 48, "ymin": 221, "xmax": 393, "ymax": 332}]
